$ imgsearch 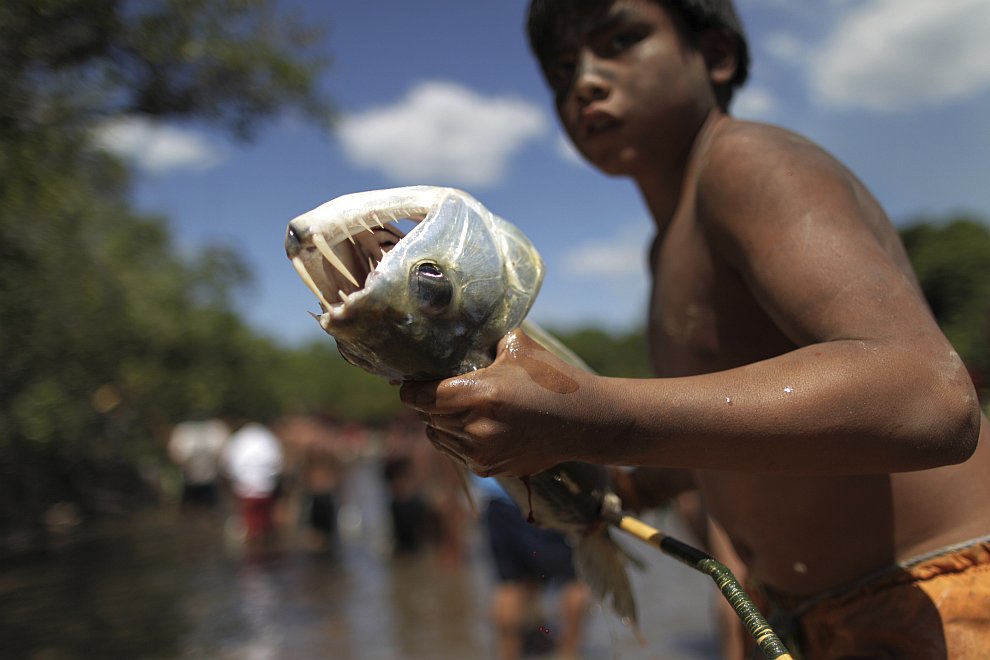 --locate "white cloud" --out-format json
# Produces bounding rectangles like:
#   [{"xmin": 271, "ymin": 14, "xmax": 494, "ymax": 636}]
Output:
[
  {"xmin": 92, "ymin": 117, "xmax": 226, "ymax": 174},
  {"xmin": 811, "ymin": 0, "xmax": 990, "ymax": 111},
  {"xmin": 337, "ymin": 81, "xmax": 548, "ymax": 187},
  {"xmin": 764, "ymin": 31, "xmax": 805, "ymax": 64},
  {"xmin": 732, "ymin": 86, "xmax": 778, "ymax": 120},
  {"xmin": 560, "ymin": 223, "xmax": 651, "ymax": 280}
]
